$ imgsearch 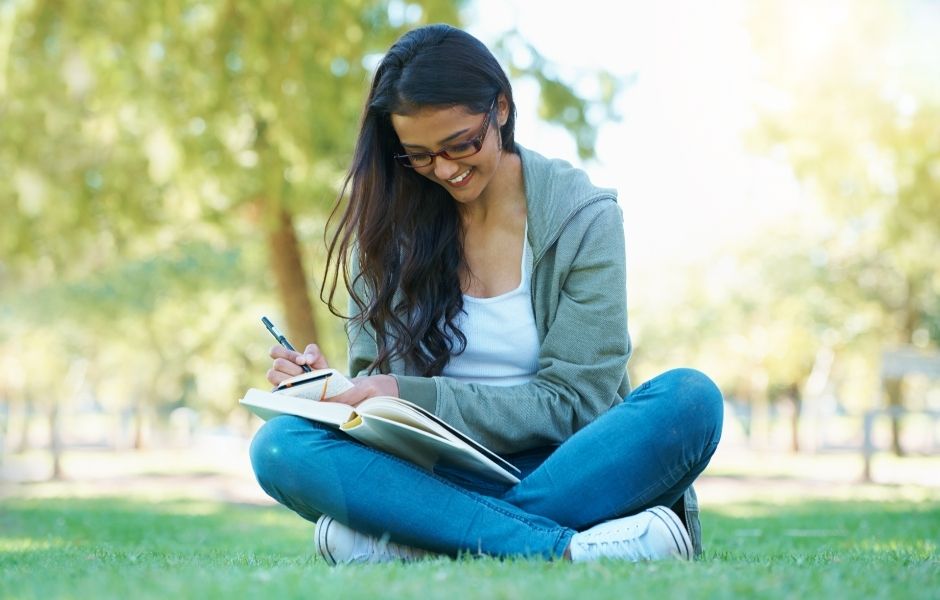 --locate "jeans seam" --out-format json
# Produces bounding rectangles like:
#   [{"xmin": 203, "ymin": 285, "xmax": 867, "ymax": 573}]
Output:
[
  {"xmin": 612, "ymin": 432, "xmax": 720, "ymax": 518},
  {"xmin": 612, "ymin": 458, "xmax": 689, "ymax": 518},
  {"xmin": 347, "ymin": 435, "xmax": 565, "ymax": 538}
]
